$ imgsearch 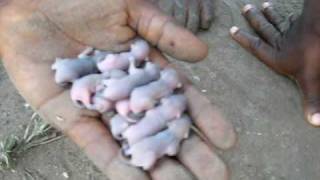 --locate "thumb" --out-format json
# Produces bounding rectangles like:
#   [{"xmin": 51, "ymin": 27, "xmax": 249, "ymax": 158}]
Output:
[{"xmin": 126, "ymin": 0, "xmax": 208, "ymax": 62}]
